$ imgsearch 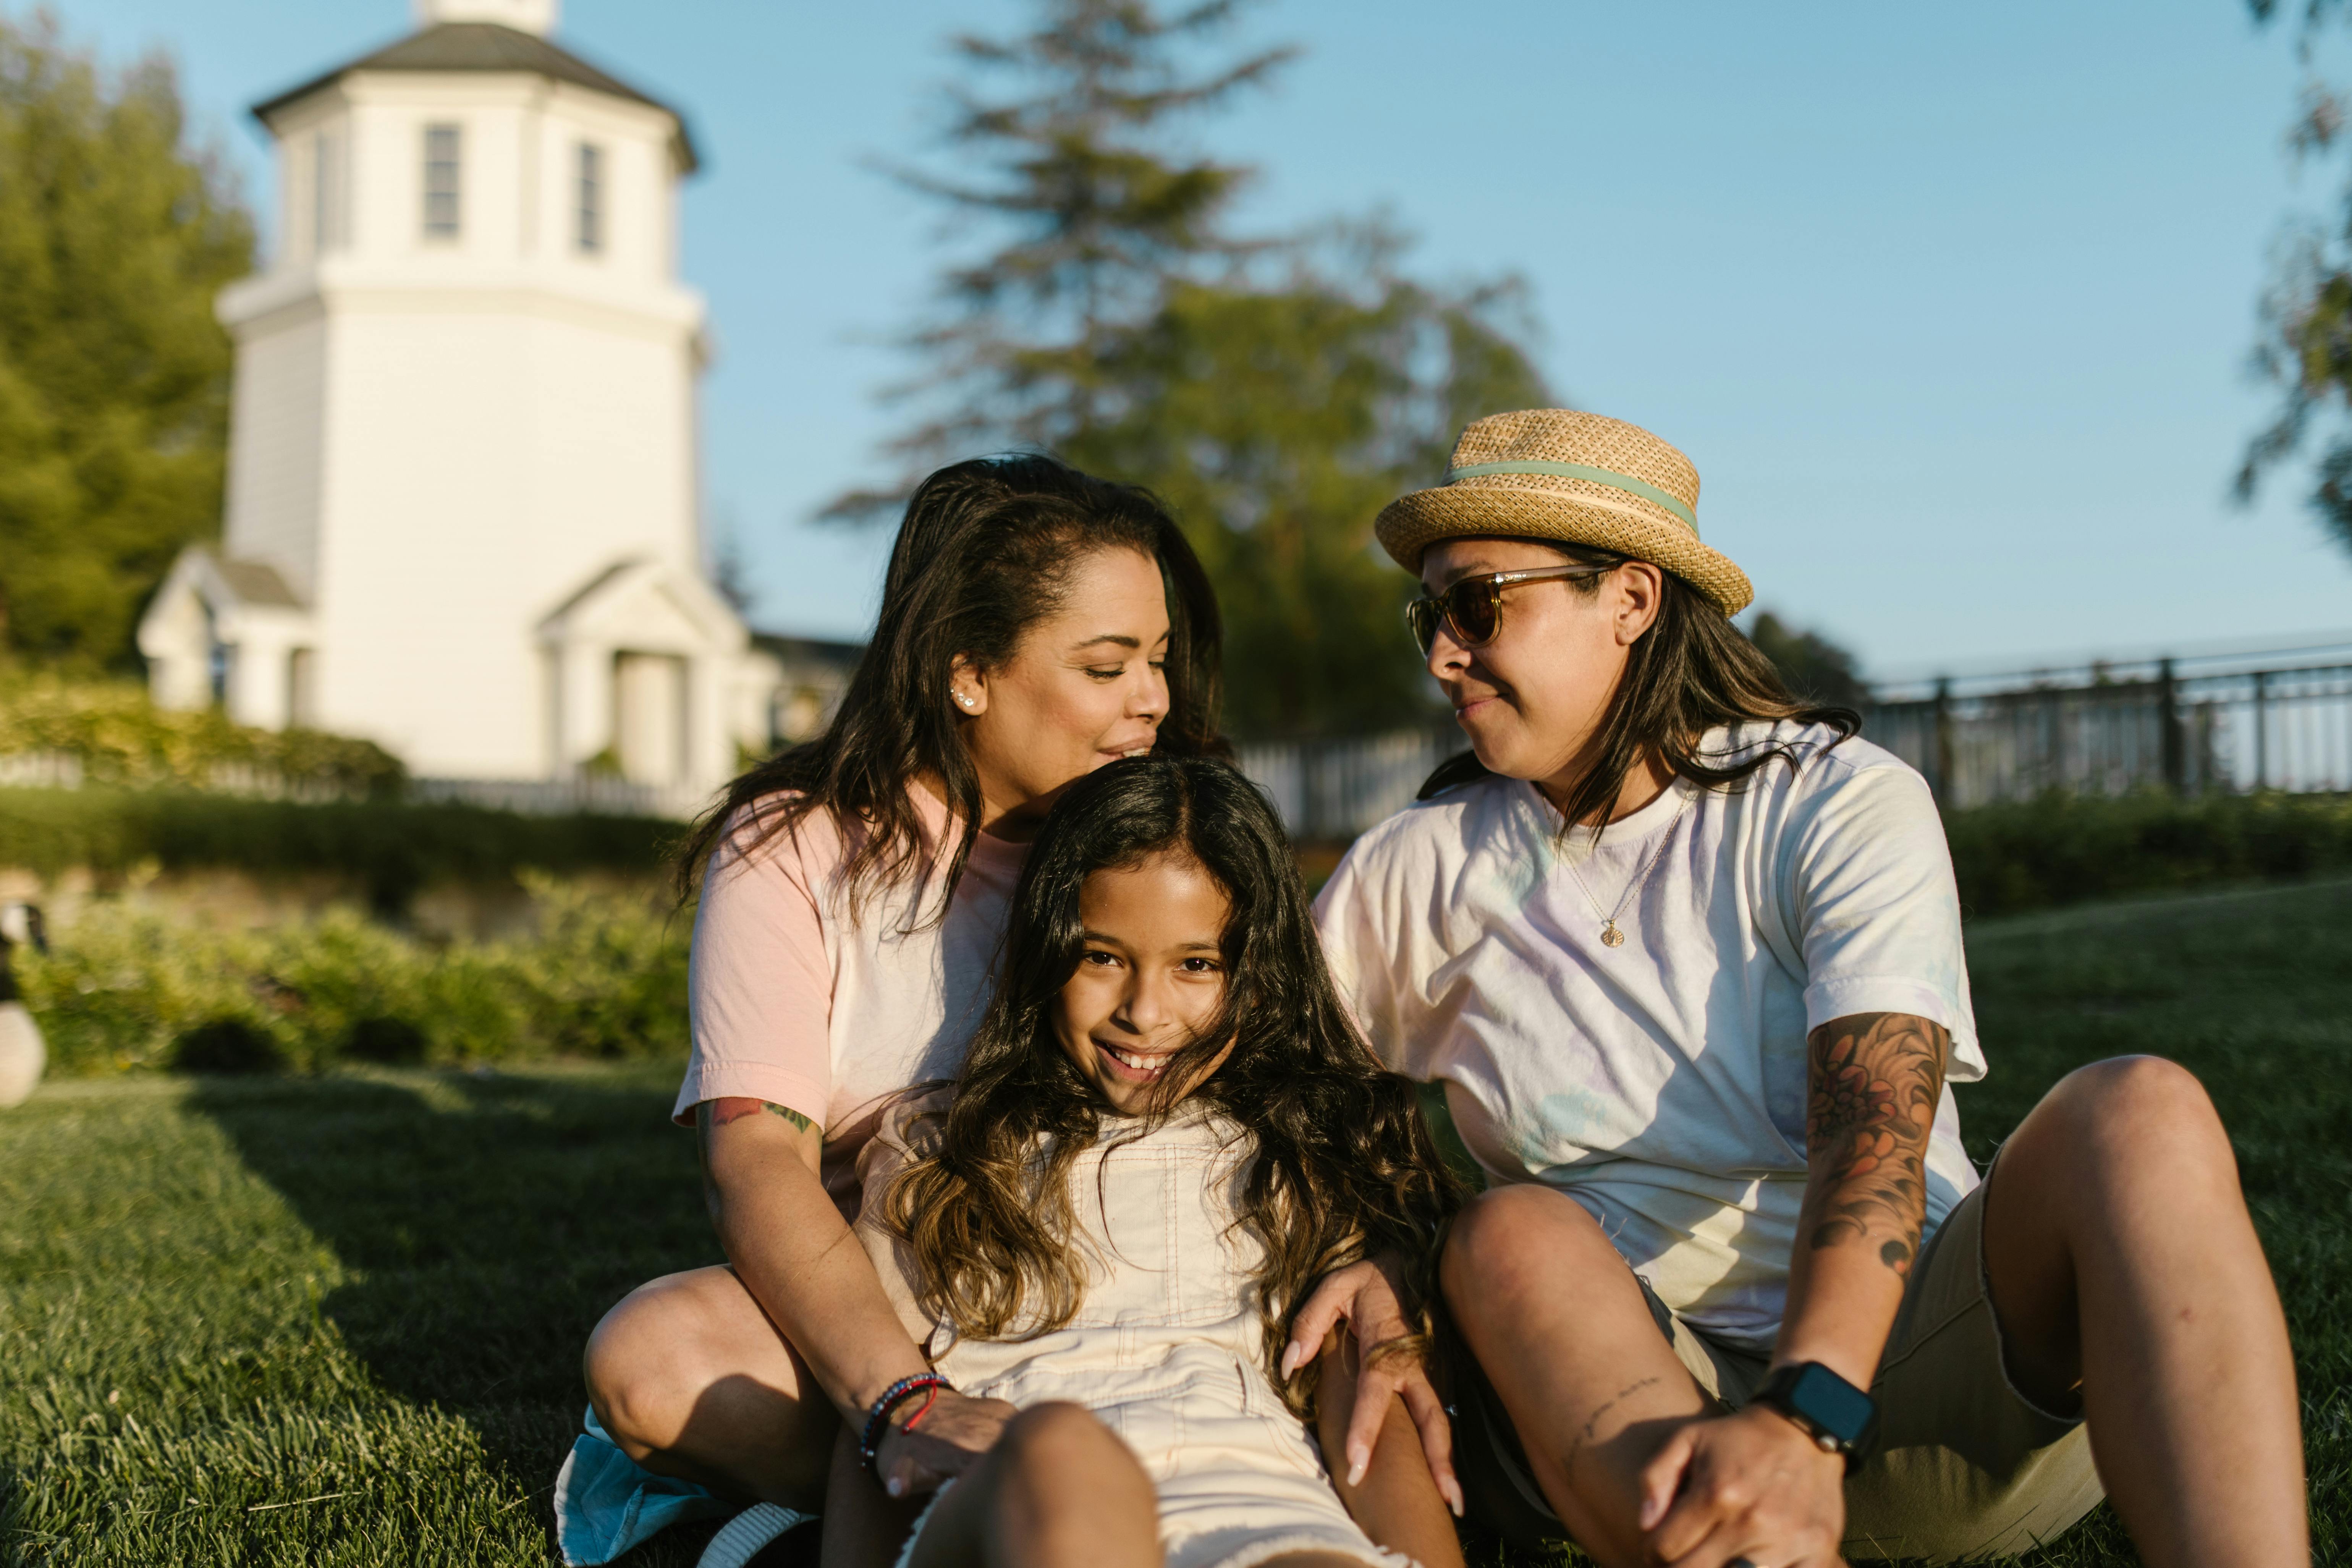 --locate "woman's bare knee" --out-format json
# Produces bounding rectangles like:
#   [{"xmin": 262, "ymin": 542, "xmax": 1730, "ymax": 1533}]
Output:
[
  {"xmin": 585, "ymin": 1273, "xmax": 692, "ymax": 1449},
  {"xmin": 2055, "ymin": 1054, "xmax": 2221, "ymax": 1131},
  {"xmin": 2032, "ymin": 1055, "xmax": 2235, "ymax": 1188},
  {"xmin": 1442, "ymin": 1183, "xmax": 1617, "ymax": 1315},
  {"xmin": 584, "ymin": 1267, "xmax": 775, "ymax": 1453}
]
